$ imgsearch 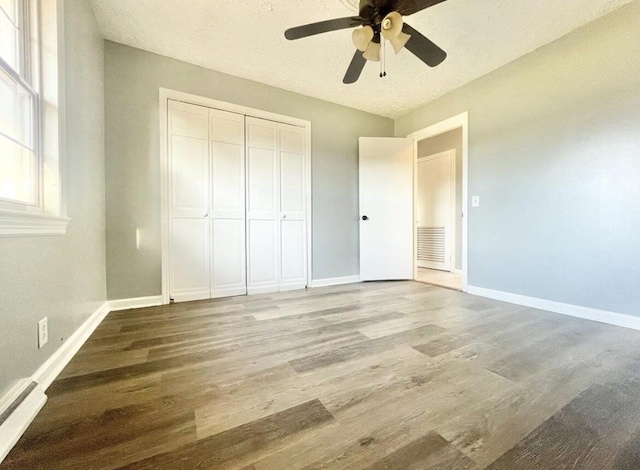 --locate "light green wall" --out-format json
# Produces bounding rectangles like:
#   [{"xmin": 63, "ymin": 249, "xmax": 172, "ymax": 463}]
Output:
[
  {"xmin": 104, "ymin": 42, "xmax": 394, "ymax": 300},
  {"xmin": 417, "ymin": 128, "xmax": 463, "ymax": 271},
  {"xmin": 0, "ymin": 0, "xmax": 106, "ymax": 396},
  {"xmin": 396, "ymin": 1, "xmax": 640, "ymax": 314}
]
